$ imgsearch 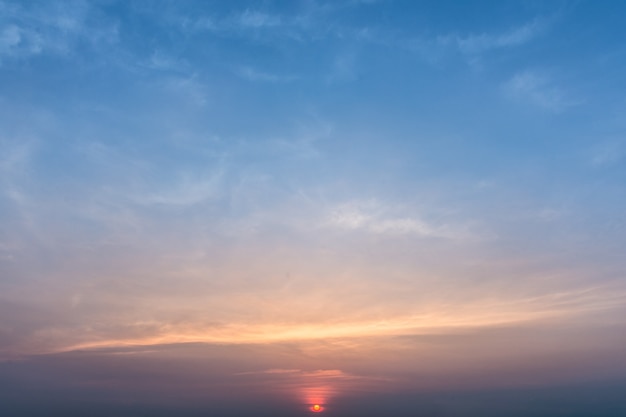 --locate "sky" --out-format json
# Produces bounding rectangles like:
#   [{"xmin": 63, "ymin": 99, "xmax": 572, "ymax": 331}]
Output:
[{"xmin": 1, "ymin": 0, "xmax": 626, "ymax": 416}]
